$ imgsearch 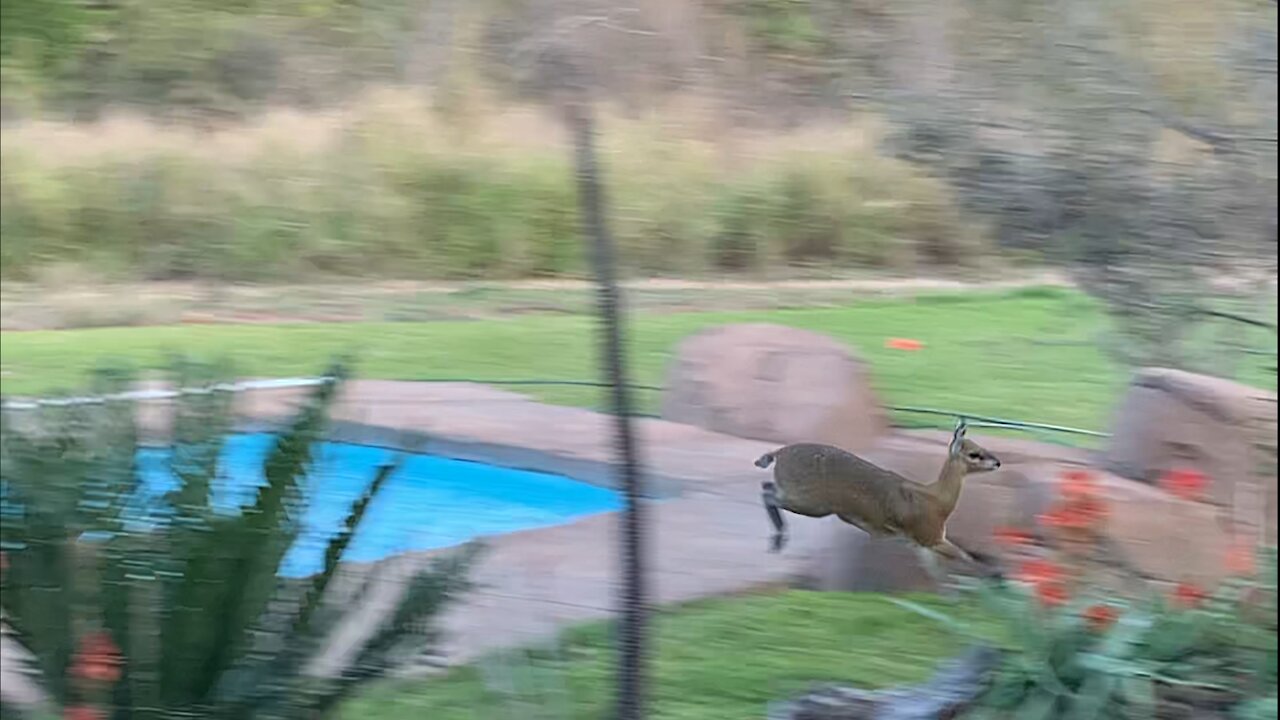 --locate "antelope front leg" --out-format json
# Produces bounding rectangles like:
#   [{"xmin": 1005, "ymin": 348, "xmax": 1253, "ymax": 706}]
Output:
[
  {"xmin": 762, "ymin": 481, "xmax": 787, "ymax": 552},
  {"xmin": 936, "ymin": 537, "xmax": 1004, "ymax": 582},
  {"xmin": 914, "ymin": 546, "xmax": 959, "ymax": 600}
]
